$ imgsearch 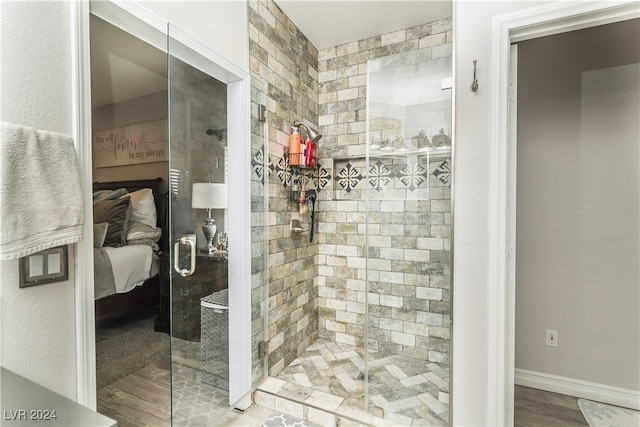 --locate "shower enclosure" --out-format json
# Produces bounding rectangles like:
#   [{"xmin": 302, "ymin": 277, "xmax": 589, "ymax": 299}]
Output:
[{"xmin": 261, "ymin": 46, "xmax": 453, "ymax": 426}]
